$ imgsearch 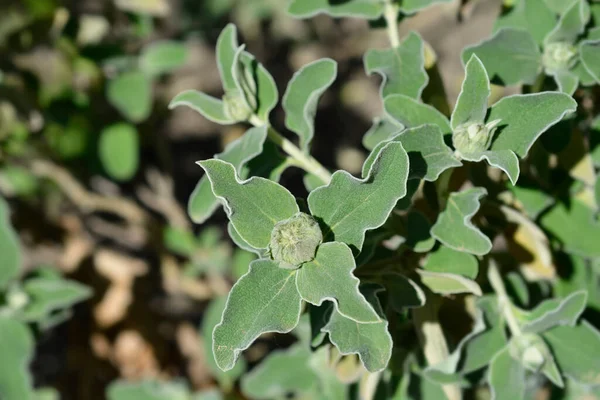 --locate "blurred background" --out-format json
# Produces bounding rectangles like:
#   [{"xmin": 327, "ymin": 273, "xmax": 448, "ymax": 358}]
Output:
[{"xmin": 0, "ymin": 0, "xmax": 503, "ymax": 398}]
